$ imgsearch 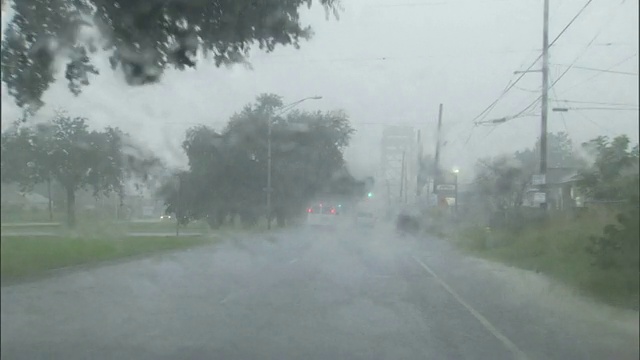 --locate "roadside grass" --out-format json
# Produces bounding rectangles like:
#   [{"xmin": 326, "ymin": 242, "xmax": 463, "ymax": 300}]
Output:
[
  {"xmin": 452, "ymin": 210, "xmax": 639, "ymax": 310},
  {"xmin": 0, "ymin": 210, "xmax": 67, "ymax": 224},
  {"xmin": 0, "ymin": 216, "xmax": 275, "ymax": 282},
  {"xmin": 1, "ymin": 219, "xmax": 210, "ymax": 236},
  {"xmin": 0, "ymin": 235, "xmax": 216, "ymax": 281},
  {"xmin": 122, "ymin": 220, "xmax": 210, "ymax": 233}
]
